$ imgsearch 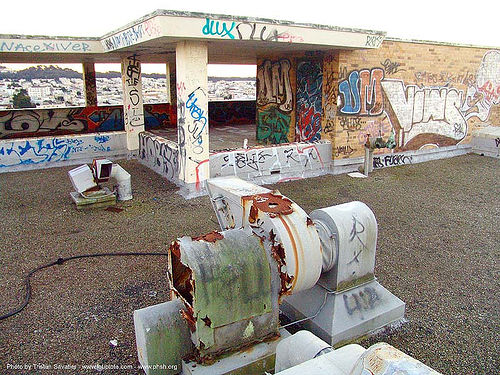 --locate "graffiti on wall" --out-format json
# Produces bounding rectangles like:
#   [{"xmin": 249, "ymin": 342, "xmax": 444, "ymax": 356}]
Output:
[
  {"xmin": 0, "ymin": 40, "xmax": 92, "ymax": 53},
  {"xmin": 295, "ymin": 60, "xmax": 323, "ymax": 142},
  {"xmin": 0, "ymin": 135, "xmax": 115, "ymax": 168},
  {"xmin": 208, "ymin": 101, "xmax": 256, "ymax": 126},
  {"xmin": 201, "ymin": 18, "xmax": 303, "ymax": 43},
  {"xmin": 102, "ymin": 18, "xmax": 161, "ymax": 51},
  {"xmin": 139, "ymin": 132, "xmax": 179, "ymax": 181},
  {"xmin": 382, "ymin": 80, "xmax": 467, "ymax": 149},
  {"xmin": 337, "ymin": 50, "xmax": 500, "ymax": 154},
  {"xmin": 0, "ymin": 104, "xmax": 175, "ymax": 139},
  {"xmin": 210, "ymin": 140, "xmax": 330, "ymax": 179},
  {"xmin": 373, "ymin": 154, "xmax": 413, "ymax": 169},
  {"xmin": 257, "ymin": 59, "xmax": 293, "ymax": 144},
  {"xmin": 338, "ymin": 68, "xmax": 384, "ymax": 116},
  {"xmin": 461, "ymin": 50, "xmax": 500, "ymax": 122}
]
